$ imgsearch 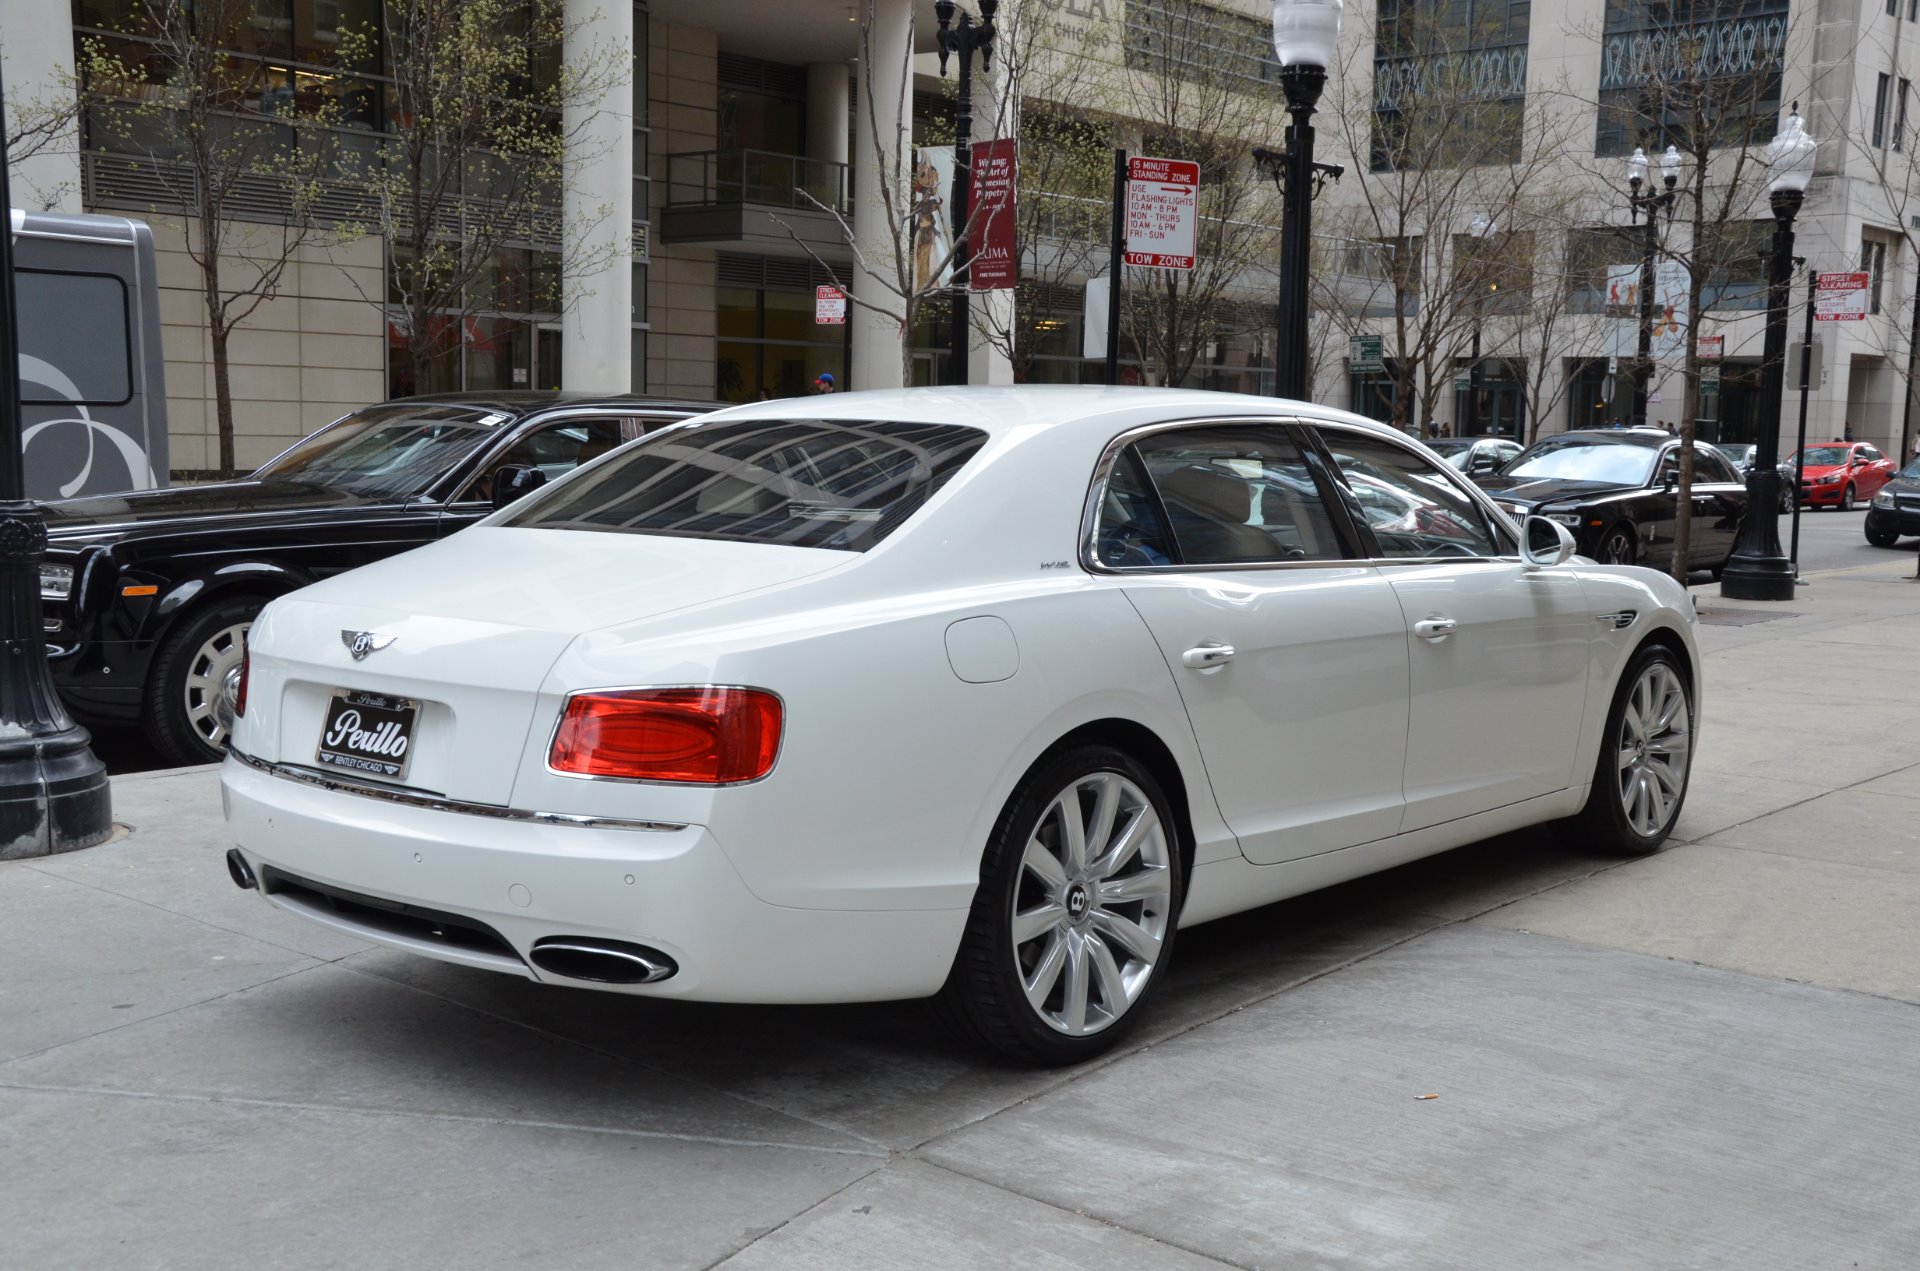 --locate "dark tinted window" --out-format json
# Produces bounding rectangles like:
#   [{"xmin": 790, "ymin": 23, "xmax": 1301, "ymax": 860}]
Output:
[
  {"xmin": 502, "ymin": 417, "xmax": 986, "ymax": 552},
  {"xmin": 1118, "ymin": 425, "xmax": 1345, "ymax": 565},
  {"xmin": 1324, "ymin": 432, "xmax": 1504, "ymax": 559},
  {"xmin": 1692, "ymin": 447, "xmax": 1739, "ymax": 484},
  {"xmin": 17, "ymin": 271, "xmax": 131, "ymax": 405},
  {"xmin": 1092, "ymin": 451, "xmax": 1175, "ymax": 567}
]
